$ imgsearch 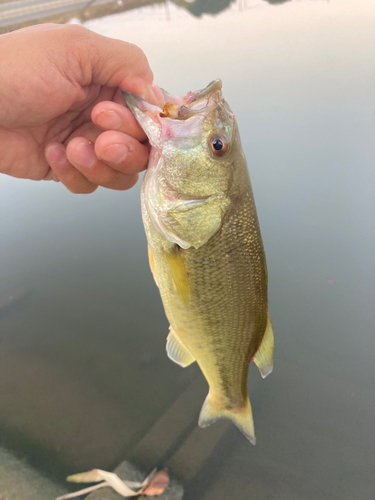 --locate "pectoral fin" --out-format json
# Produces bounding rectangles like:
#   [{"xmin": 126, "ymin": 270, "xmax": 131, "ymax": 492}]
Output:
[
  {"xmin": 148, "ymin": 245, "xmax": 158, "ymax": 286},
  {"xmin": 163, "ymin": 245, "xmax": 189, "ymax": 306},
  {"xmin": 254, "ymin": 313, "xmax": 274, "ymax": 379},
  {"xmin": 166, "ymin": 327, "xmax": 195, "ymax": 368}
]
